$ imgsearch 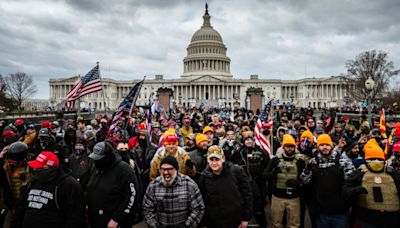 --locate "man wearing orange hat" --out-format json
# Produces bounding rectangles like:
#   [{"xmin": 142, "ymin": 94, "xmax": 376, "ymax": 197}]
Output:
[
  {"xmin": 203, "ymin": 125, "xmax": 217, "ymax": 146},
  {"xmin": 266, "ymin": 134, "xmax": 306, "ymax": 228},
  {"xmin": 12, "ymin": 151, "xmax": 86, "ymax": 227},
  {"xmin": 149, "ymin": 132, "xmax": 195, "ymax": 181},
  {"xmin": 187, "ymin": 133, "xmax": 209, "ymax": 182},
  {"xmin": 301, "ymin": 134, "xmax": 355, "ymax": 228},
  {"xmin": 344, "ymin": 139, "xmax": 400, "ymax": 228}
]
